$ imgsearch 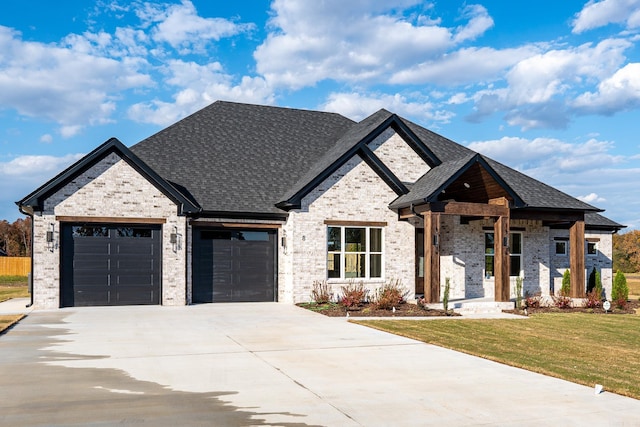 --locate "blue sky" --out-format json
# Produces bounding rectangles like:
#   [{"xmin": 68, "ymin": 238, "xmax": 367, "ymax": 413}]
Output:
[{"xmin": 1, "ymin": 0, "xmax": 639, "ymax": 229}]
